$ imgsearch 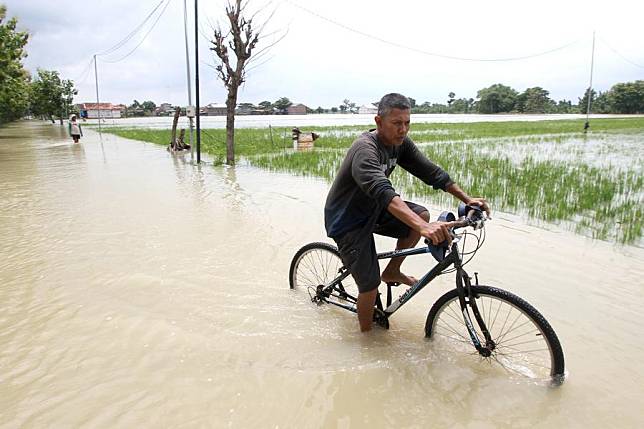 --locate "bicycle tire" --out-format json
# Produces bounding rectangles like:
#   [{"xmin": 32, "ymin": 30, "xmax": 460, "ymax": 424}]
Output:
[
  {"xmin": 425, "ymin": 285, "xmax": 565, "ymax": 380},
  {"xmin": 289, "ymin": 242, "xmax": 358, "ymax": 305}
]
